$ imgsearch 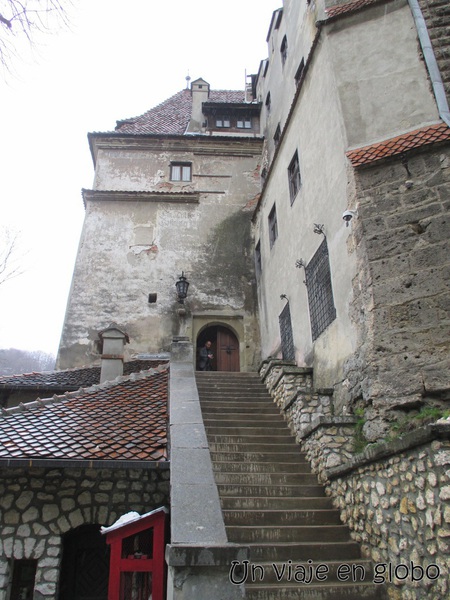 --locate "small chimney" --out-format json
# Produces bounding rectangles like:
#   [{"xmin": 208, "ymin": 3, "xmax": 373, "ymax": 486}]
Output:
[
  {"xmin": 186, "ymin": 77, "xmax": 210, "ymax": 133},
  {"xmin": 98, "ymin": 324, "xmax": 129, "ymax": 383}
]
